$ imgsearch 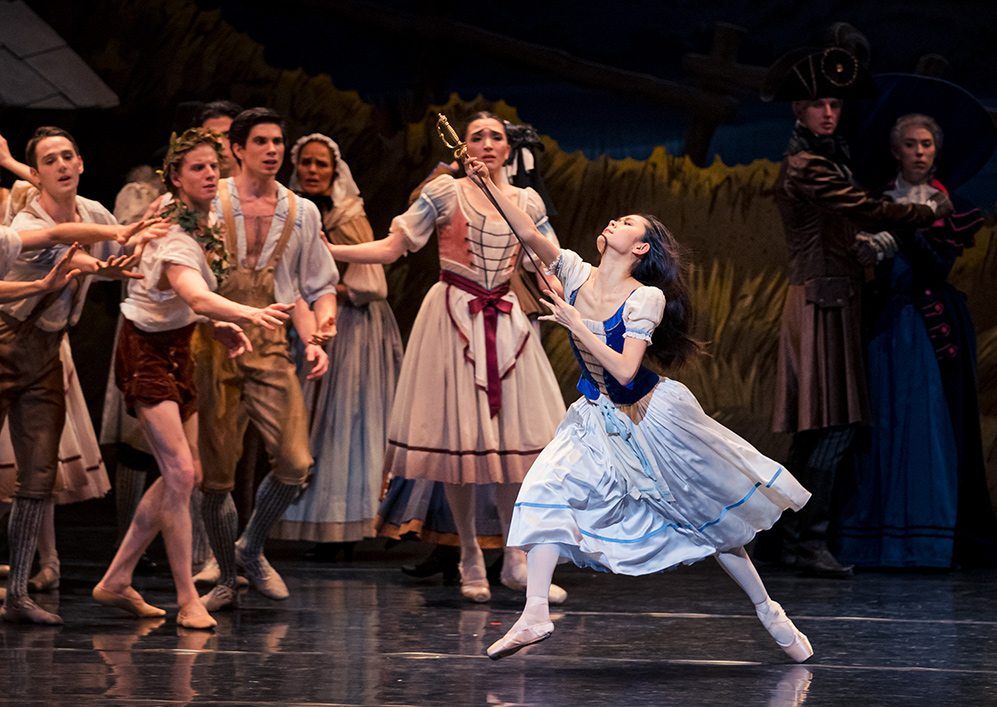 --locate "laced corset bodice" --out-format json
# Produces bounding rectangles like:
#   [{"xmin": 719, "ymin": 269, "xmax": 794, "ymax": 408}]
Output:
[
  {"xmin": 392, "ymin": 175, "xmax": 555, "ymax": 291},
  {"xmin": 435, "ymin": 182, "xmax": 525, "ymax": 290},
  {"xmin": 549, "ymin": 249, "xmax": 666, "ymax": 406},
  {"xmin": 569, "ymin": 293, "xmax": 660, "ymax": 406}
]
